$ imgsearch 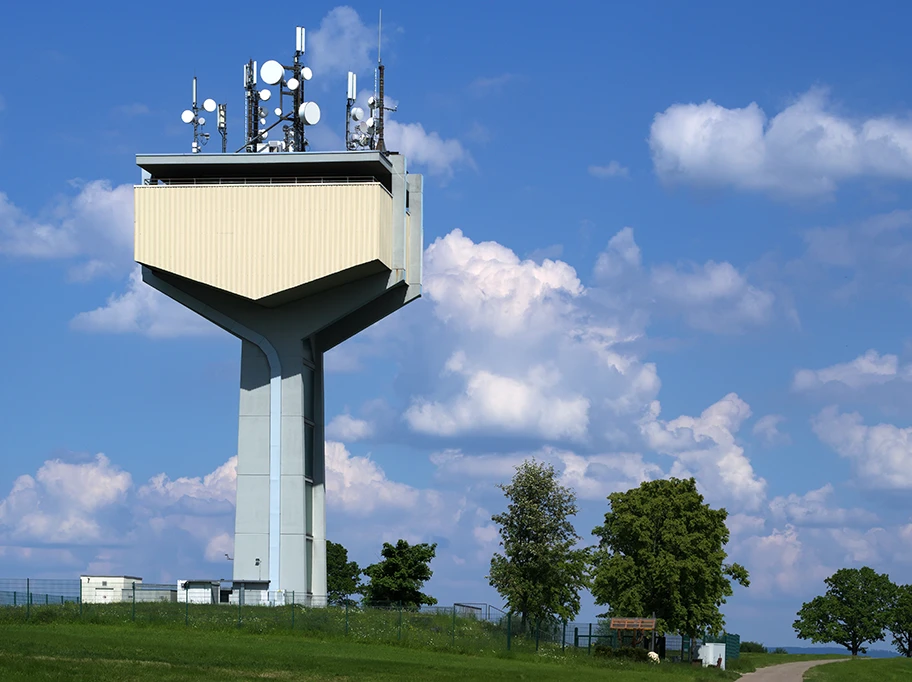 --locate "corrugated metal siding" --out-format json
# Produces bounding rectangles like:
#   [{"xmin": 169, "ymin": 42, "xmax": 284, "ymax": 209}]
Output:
[{"xmin": 135, "ymin": 183, "xmax": 393, "ymax": 300}]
